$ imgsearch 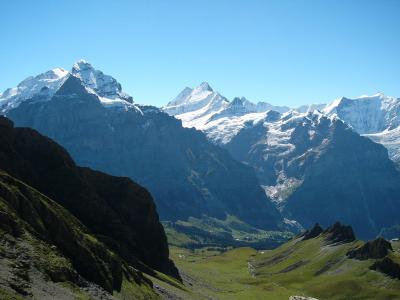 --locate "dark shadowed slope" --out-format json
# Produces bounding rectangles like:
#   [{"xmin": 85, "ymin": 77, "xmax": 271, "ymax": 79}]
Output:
[
  {"xmin": 0, "ymin": 116, "xmax": 178, "ymax": 279},
  {"xmin": 0, "ymin": 170, "xmax": 158, "ymax": 299}
]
